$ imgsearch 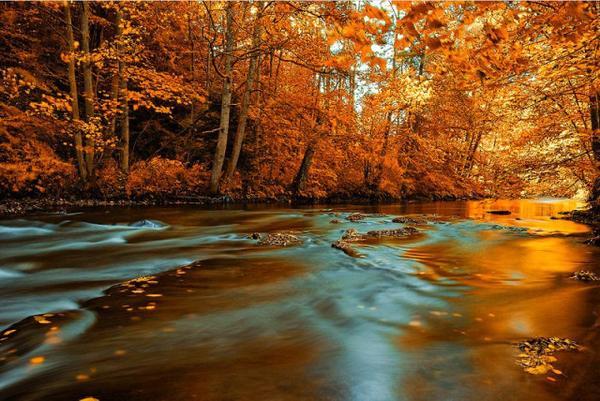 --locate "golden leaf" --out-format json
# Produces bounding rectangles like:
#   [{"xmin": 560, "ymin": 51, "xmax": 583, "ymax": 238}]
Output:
[
  {"xmin": 29, "ymin": 356, "xmax": 45, "ymax": 365},
  {"xmin": 525, "ymin": 364, "xmax": 552, "ymax": 375}
]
